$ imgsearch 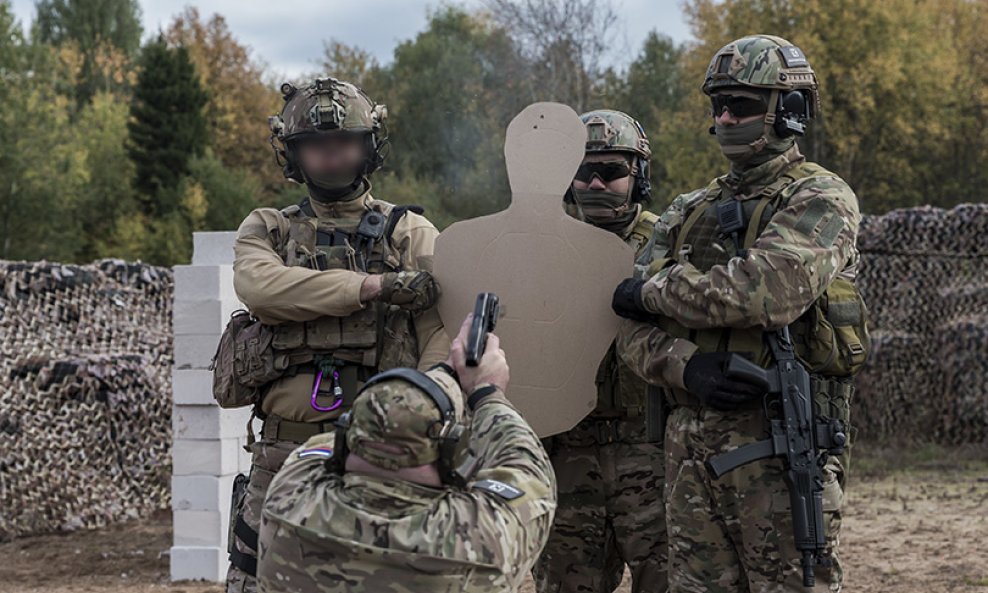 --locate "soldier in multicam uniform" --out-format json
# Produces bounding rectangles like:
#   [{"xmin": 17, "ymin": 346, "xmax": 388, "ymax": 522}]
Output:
[
  {"xmin": 611, "ymin": 36, "xmax": 869, "ymax": 592},
  {"xmin": 256, "ymin": 314, "xmax": 557, "ymax": 593},
  {"xmin": 533, "ymin": 110, "xmax": 668, "ymax": 593},
  {"xmin": 225, "ymin": 77, "xmax": 449, "ymax": 592}
]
